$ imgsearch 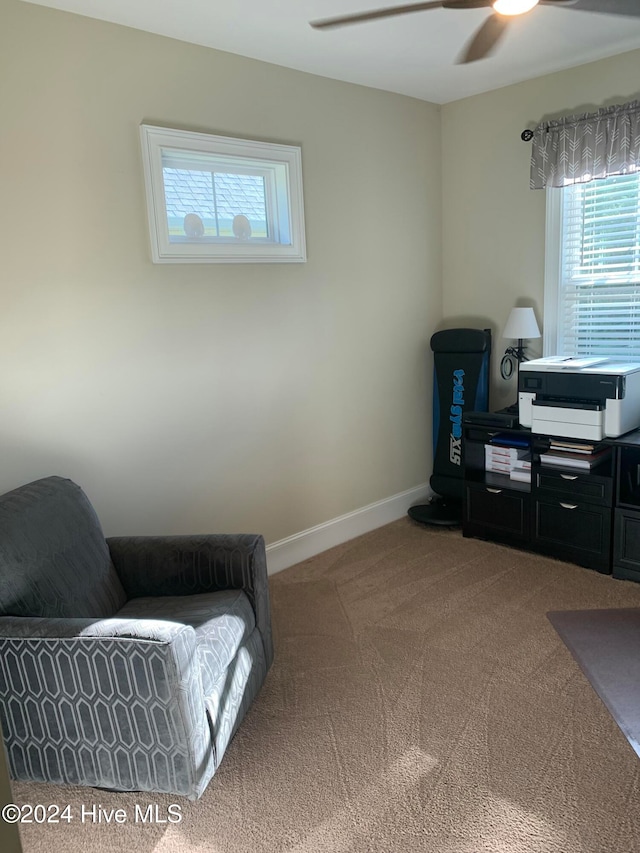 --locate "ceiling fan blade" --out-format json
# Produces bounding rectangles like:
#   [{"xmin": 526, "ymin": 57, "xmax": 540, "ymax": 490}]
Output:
[
  {"xmin": 457, "ymin": 13, "xmax": 510, "ymax": 63},
  {"xmin": 310, "ymin": 1, "xmax": 444, "ymax": 30},
  {"xmin": 442, "ymin": 0, "xmax": 495, "ymax": 7},
  {"xmin": 556, "ymin": 0, "xmax": 640, "ymax": 16},
  {"xmin": 540, "ymin": 0, "xmax": 640, "ymax": 13}
]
